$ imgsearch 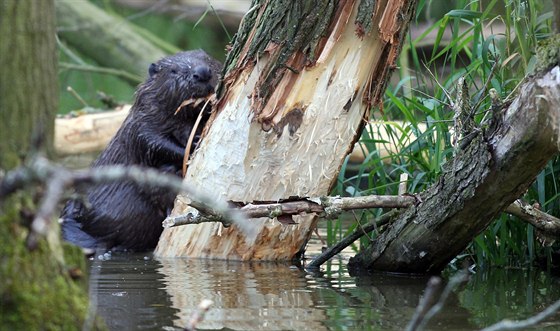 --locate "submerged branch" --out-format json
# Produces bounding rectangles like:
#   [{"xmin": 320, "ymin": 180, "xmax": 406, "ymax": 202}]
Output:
[
  {"xmin": 480, "ymin": 298, "xmax": 560, "ymax": 331},
  {"xmin": 306, "ymin": 210, "xmax": 400, "ymax": 269}
]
